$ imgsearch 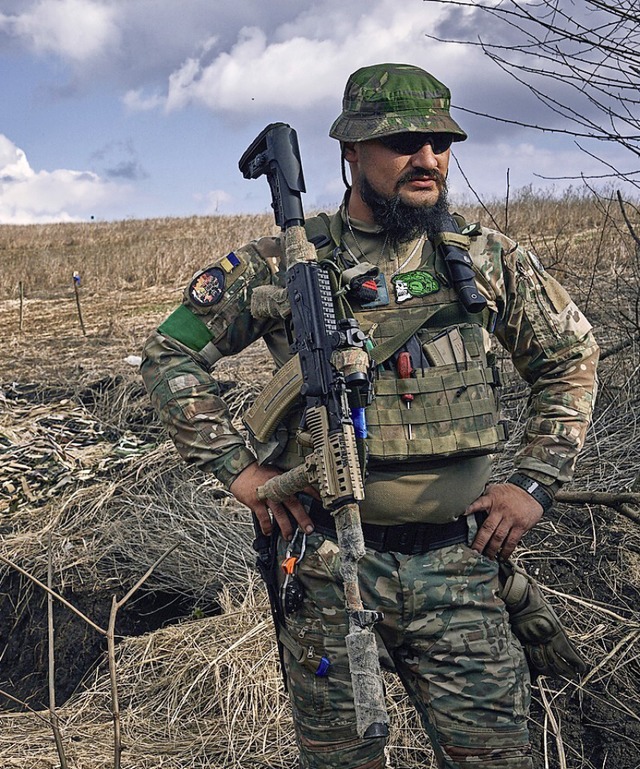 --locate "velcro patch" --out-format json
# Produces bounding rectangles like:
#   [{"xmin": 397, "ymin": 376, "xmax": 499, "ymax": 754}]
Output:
[
  {"xmin": 391, "ymin": 270, "xmax": 440, "ymax": 303},
  {"xmin": 219, "ymin": 252, "xmax": 241, "ymax": 273},
  {"xmin": 158, "ymin": 304, "xmax": 213, "ymax": 351},
  {"xmin": 189, "ymin": 267, "xmax": 226, "ymax": 306},
  {"xmin": 168, "ymin": 374, "xmax": 201, "ymax": 393}
]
